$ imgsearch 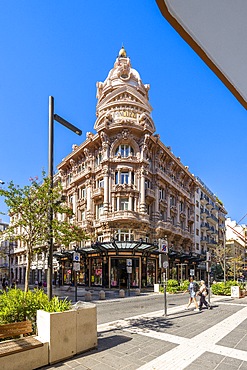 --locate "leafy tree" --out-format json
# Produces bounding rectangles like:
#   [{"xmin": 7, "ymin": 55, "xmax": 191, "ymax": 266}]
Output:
[{"xmin": 0, "ymin": 173, "xmax": 87, "ymax": 293}]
